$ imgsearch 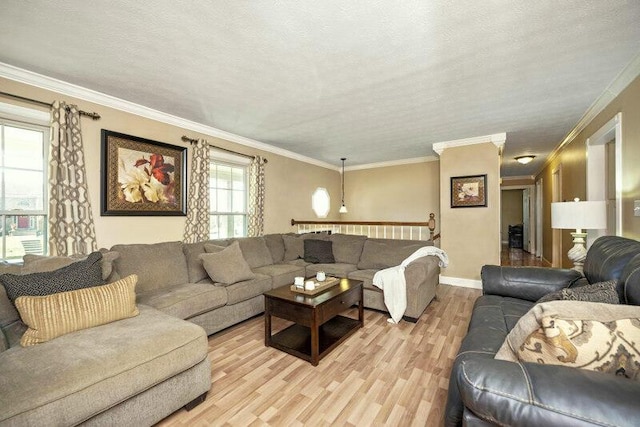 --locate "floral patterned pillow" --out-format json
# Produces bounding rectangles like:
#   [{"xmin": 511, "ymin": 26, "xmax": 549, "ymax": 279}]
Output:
[{"xmin": 496, "ymin": 301, "xmax": 640, "ymax": 380}]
